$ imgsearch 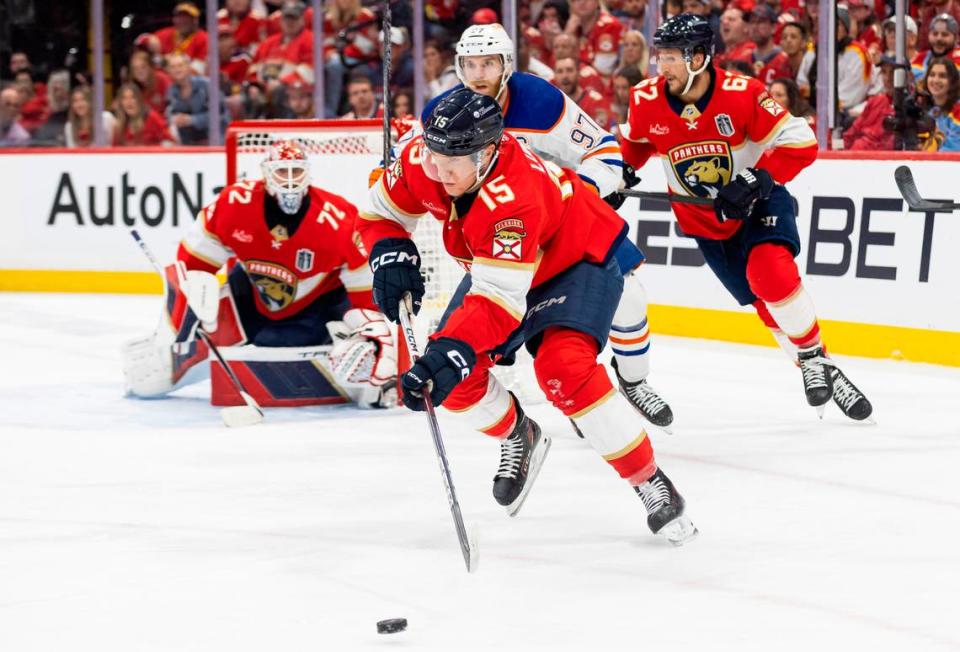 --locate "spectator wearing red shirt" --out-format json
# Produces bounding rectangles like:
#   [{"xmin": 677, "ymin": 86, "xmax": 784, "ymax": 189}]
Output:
[
  {"xmin": 849, "ymin": 0, "xmax": 881, "ymax": 52},
  {"xmin": 716, "ymin": 5, "xmax": 756, "ymax": 66},
  {"xmin": 919, "ymin": 0, "xmax": 960, "ymax": 50},
  {"xmin": 217, "ymin": 0, "xmax": 265, "ymax": 55},
  {"xmin": 843, "ymin": 57, "xmax": 897, "ymax": 151},
  {"xmin": 155, "ymin": 3, "xmax": 209, "ymax": 75},
  {"xmin": 128, "ymin": 50, "xmax": 173, "ymax": 116},
  {"xmin": 249, "ymin": 1, "xmax": 314, "ymax": 91},
  {"xmin": 322, "ymin": 0, "xmax": 380, "ymax": 117},
  {"xmin": 526, "ymin": 0, "xmax": 570, "ymax": 68},
  {"xmin": 565, "ymin": 0, "xmax": 624, "ymax": 75},
  {"xmin": 218, "ymin": 25, "xmax": 252, "ymax": 93},
  {"xmin": 13, "ymin": 69, "xmax": 49, "ymax": 134},
  {"xmin": 552, "ymin": 32, "xmax": 610, "ymax": 97},
  {"xmin": 750, "ymin": 4, "xmax": 793, "ymax": 86},
  {"xmin": 553, "ymin": 56, "xmax": 614, "ymax": 129},
  {"xmin": 113, "ymin": 83, "xmax": 174, "ymax": 147}
]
